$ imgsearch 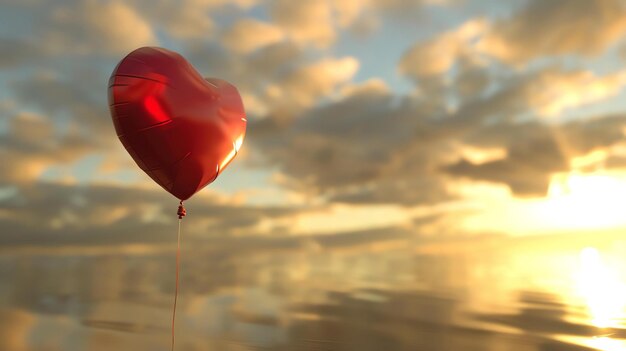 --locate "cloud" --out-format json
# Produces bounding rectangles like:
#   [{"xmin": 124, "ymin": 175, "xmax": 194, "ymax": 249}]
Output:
[
  {"xmin": 45, "ymin": 0, "xmax": 158, "ymax": 55},
  {"xmin": 0, "ymin": 1, "xmax": 158, "ymax": 69},
  {"xmin": 0, "ymin": 181, "xmax": 299, "ymax": 247},
  {"xmin": 434, "ymin": 64, "xmax": 626, "ymax": 196},
  {"xmin": 4, "ymin": 59, "xmax": 142, "ymax": 184},
  {"xmin": 127, "ymin": 0, "xmax": 258, "ymax": 40},
  {"xmin": 3, "ymin": 16, "xmax": 363, "ymax": 204},
  {"xmin": 401, "ymin": 20, "xmax": 626, "ymax": 113},
  {"xmin": 0, "ymin": 38, "xmax": 40, "ymax": 69},
  {"xmin": 267, "ymin": 0, "xmax": 453, "ymax": 48},
  {"xmin": 268, "ymin": 56, "xmax": 360, "ymax": 110},
  {"xmin": 250, "ymin": 83, "xmax": 453, "ymax": 205},
  {"xmin": 445, "ymin": 114, "xmax": 626, "ymax": 196},
  {"xmin": 308, "ymin": 225, "xmax": 412, "ymax": 248},
  {"xmin": 444, "ymin": 124, "xmax": 569, "ymax": 196},
  {"xmin": 332, "ymin": 0, "xmax": 364, "ymax": 27},
  {"xmin": 268, "ymin": 0, "xmax": 461, "ymax": 48},
  {"xmin": 251, "ymin": 58, "xmax": 626, "ymax": 203},
  {"xmin": 141, "ymin": 0, "xmax": 214, "ymax": 40},
  {"xmin": 2, "ymin": 0, "xmax": 260, "ymax": 62},
  {"xmin": 184, "ymin": 40, "xmax": 359, "ymax": 119},
  {"xmin": 563, "ymin": 115, "xmax": 626, "ymax": 155},
  {"xmin": 186, "ymin": 41, "xmax": 360, "ymax": 120},
  {"xmin": 477, "ymin": 0, "xmax": 626, "ymax": 64},
  {"xmin": 222, "ymin": 18, "xmax": 286, "ymax": 54},
  {"xmin": 0, "ymin": 113, "xmax": 96, "ymax": 183},
  {"xmin": 478, "ymin": 67, "xmax": 626, "ymax": 121},
  {"xmin": 398, "ymin": 19, "xmax": 487, "ymax": 80},
  {"xmin": 7, "ymin": 74, "xmax": 123, "ymax": 184},
  {"xmin": 400, "ymin": 0, "xmax": 626, "ymax": 85},
  {"xmin": 3, "ymin": 0, "xmax": 626, "ymax": 244},
  {"xmin": 526, "ymin": 69, "xmax": 626, "ymax": 118},
  {"xmin": 339, "ymin": 78, "xmax": 390, "ymax": 98},
  {"xmin": 0, "ymin": 178, "xmax": 420, "ymax": 252},
  {"xmin": 269, "ymin": 0, "xmax": 336, "ymax": 48}
]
